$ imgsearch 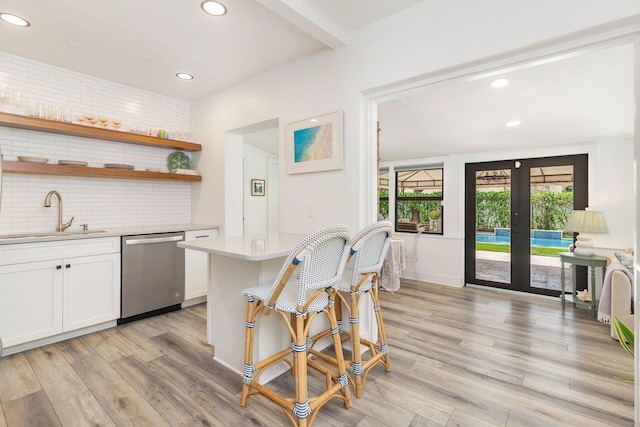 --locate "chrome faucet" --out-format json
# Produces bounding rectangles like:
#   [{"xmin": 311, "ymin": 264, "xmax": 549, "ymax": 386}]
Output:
[{"xmin": 44, "ymin": 190, "xmax": 74, "ymax": 232}]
